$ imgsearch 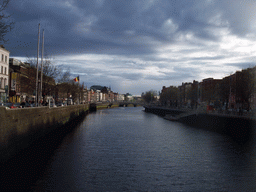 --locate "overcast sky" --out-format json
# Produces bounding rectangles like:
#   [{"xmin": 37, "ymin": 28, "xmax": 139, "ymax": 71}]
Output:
[{"xmin": 4, "ymin": 0, "xmax": 256, "ymax": 95}]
